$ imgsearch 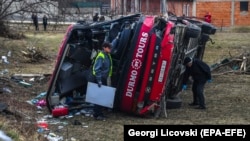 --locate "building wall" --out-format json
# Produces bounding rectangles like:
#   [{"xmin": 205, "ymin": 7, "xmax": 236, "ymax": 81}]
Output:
[
  {"xmin": 110, "ymin": 0, "xmax": 125, "ymax": 15},
  {"xmin": 111, "ymin": 0, "xmax": 193, "ymax": 16},
  {"xmin": 167, "ymin": 1, "xmax": 193, "ymax": 17},
  {"xmin": 140, "ymin": 0, "xmax": 161, "ymax": 15},
  {"xmin": 196, "ymin": 1, "xmax": 231, "ymax": 27},
  {"xmin": 234, "ymin": 1, "xmax": 250, "ymax": 26},
  {"xmin": 196, "ymin": 0, "xmax": 250, "ymax": 27},
  {"xmin": 140, "ymin": 0, "xmax": 194, "ymax": 17},
  {"xmin": 110, "ymin": 0, "xmax": 250, "ymax": 27}
]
